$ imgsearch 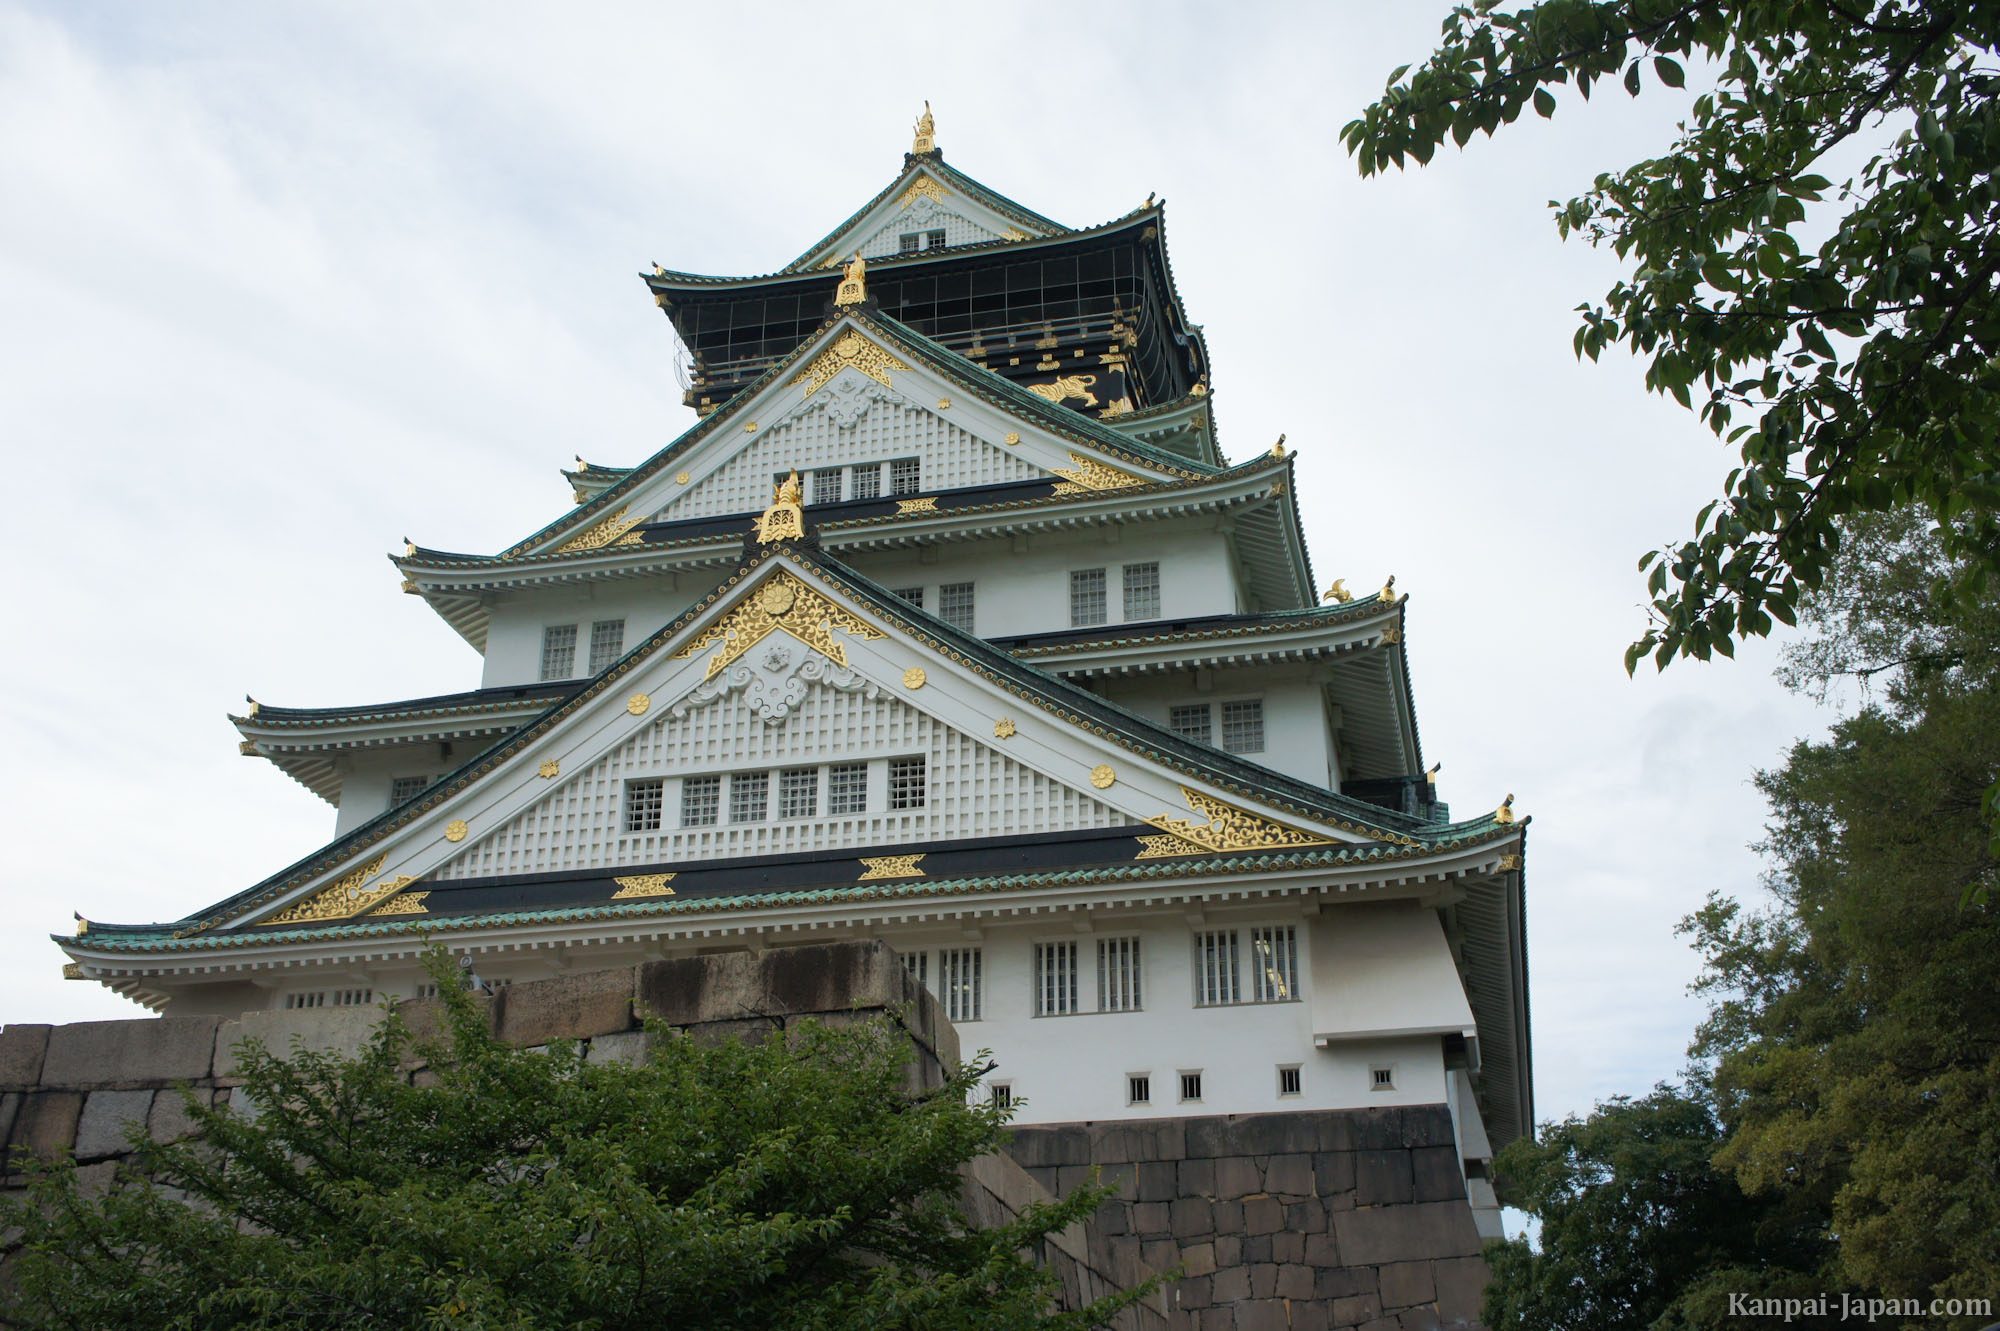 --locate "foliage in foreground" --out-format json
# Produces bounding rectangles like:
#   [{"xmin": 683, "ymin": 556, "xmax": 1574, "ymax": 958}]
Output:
[
  {"xmin": 0, "ymin": 958, "xmax": 1146, "ymax": 1330},
  {"xmin": 1346, "ymin": 2, "xmax": 2000, "ymax": 678},
  {"xmin": 1485, "ymin": 511, "xmax": 2000, "ymax": 1330}
]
